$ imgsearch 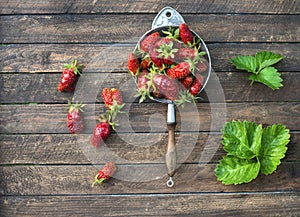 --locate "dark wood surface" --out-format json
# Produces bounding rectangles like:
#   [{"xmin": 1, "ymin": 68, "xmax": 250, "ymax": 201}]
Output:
[{"xmin": 1, "ymin": 1, "xmax": 299, "ymax": 216}]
